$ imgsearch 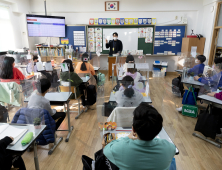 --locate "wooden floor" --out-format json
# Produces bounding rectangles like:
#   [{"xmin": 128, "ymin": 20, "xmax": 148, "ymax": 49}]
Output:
[{"xmin": 10, "ymin": 73, "xmax": 222, "ymax": 170}]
